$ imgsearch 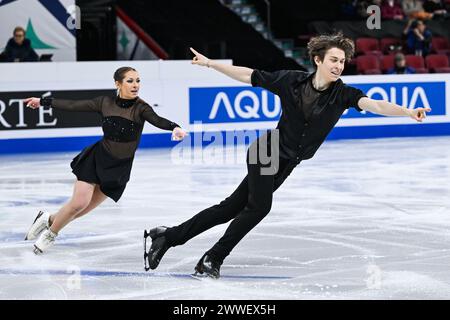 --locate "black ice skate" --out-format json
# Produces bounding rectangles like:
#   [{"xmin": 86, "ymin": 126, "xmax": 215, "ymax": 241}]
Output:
[
  {"xmin": 143, "ymin": 226, "xmax": 169, "ymax": 271},
  {"xmin": 193, "ymin": 254, "xmax": 221, "ymax": 279}
]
